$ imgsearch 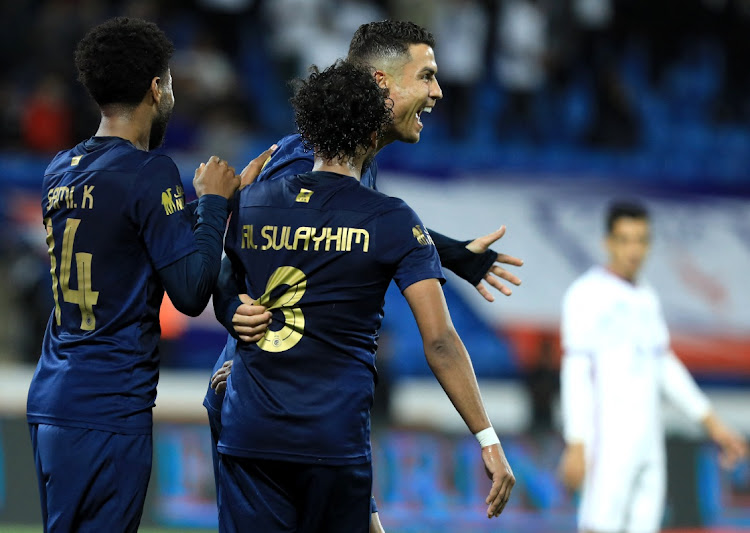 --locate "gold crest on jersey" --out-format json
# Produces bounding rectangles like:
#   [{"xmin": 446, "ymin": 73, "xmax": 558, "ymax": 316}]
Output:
[{"xmin": 296, "ymin": 188, "xmax": 314, "ymax": 203}]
